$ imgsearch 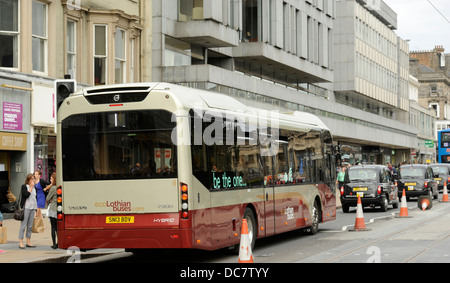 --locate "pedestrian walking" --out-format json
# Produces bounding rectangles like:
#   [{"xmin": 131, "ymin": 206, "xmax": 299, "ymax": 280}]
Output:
[
  {"xmin": 18, "ymin": 174, "xmax": 37, "ymax": 249},
  {"xmin": 46, "ymin": 172, "xmax": 58, "ymax": 249},
  {"xmin": 336, "ymin": 166, "xmax": 346, "ymax": 189}
]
